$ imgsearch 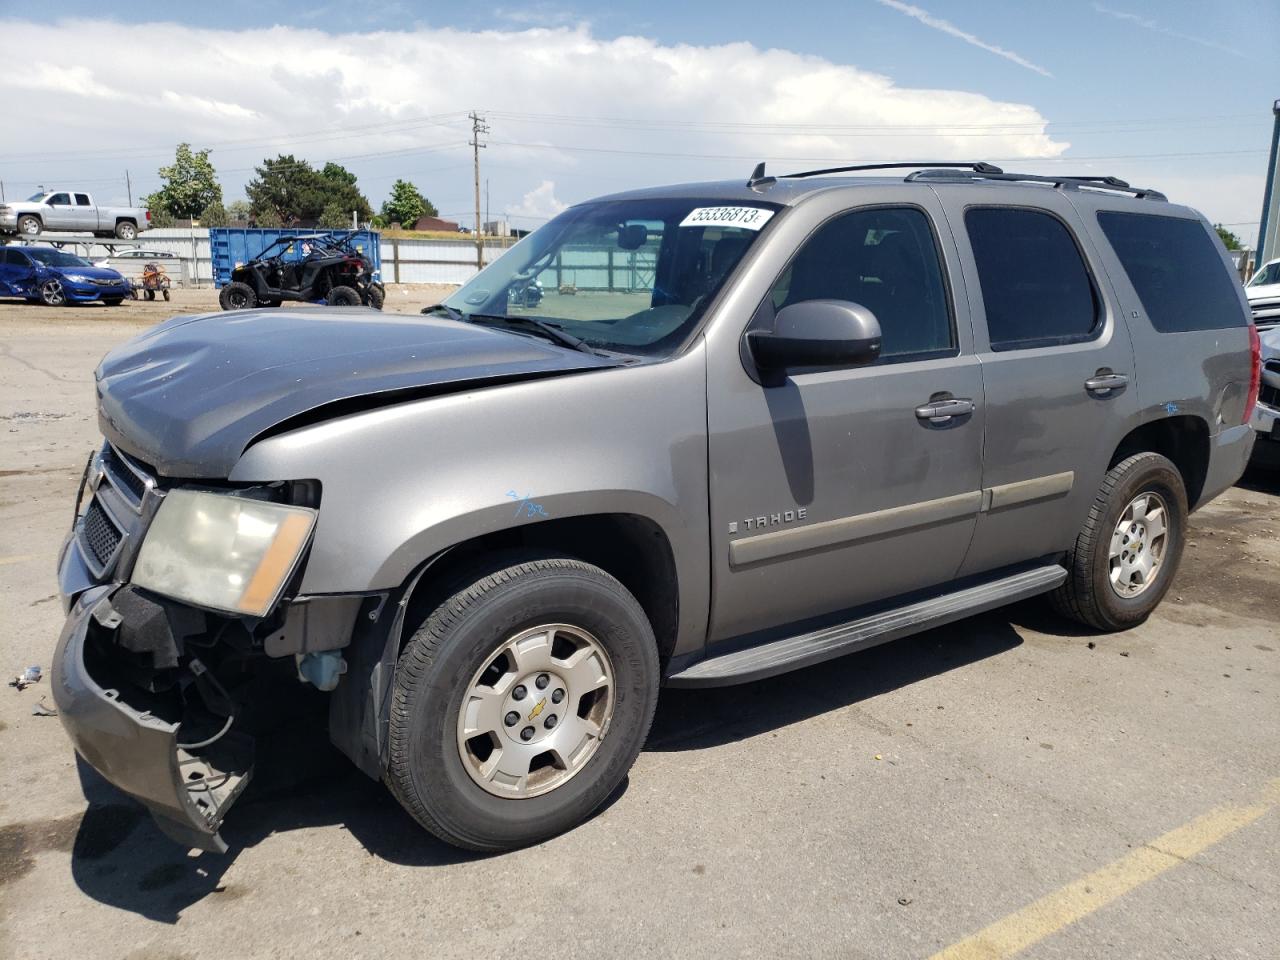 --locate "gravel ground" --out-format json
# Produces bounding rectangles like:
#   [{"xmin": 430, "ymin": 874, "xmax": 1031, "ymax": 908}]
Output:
[{"xmin": 0, "ymin": 305, "xmax": 1276, "ymax": 960}]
